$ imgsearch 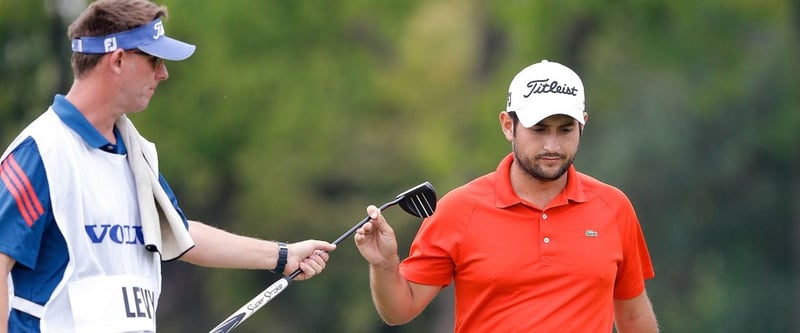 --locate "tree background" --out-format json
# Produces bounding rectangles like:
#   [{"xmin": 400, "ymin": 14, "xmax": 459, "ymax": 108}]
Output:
[{"xmin": 1, "ymin": 0, "xmax": 798, "ymax": 332}]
